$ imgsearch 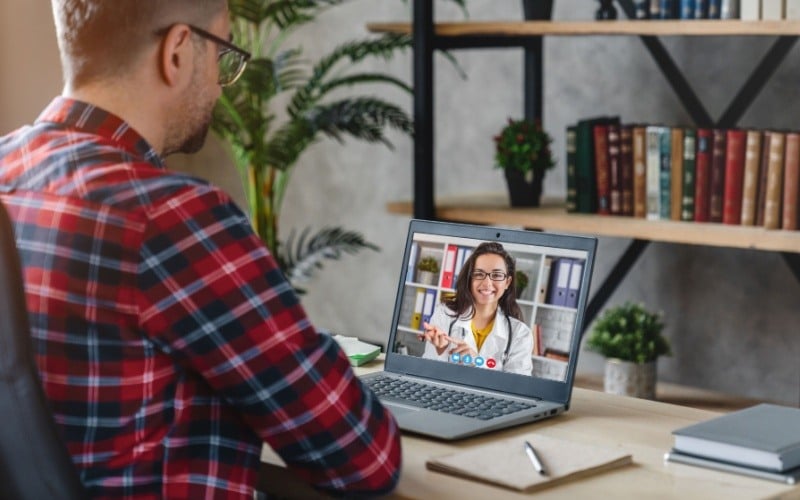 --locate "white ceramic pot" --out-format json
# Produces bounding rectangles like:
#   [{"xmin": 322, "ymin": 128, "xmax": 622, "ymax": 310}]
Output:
[
  {"xmin": 417, "ymin": 270, "xmax": 438, "ymax": 286},
  {"xmin": 603, "ymin": 358, "xmax": 656, "ymax": 400}
]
